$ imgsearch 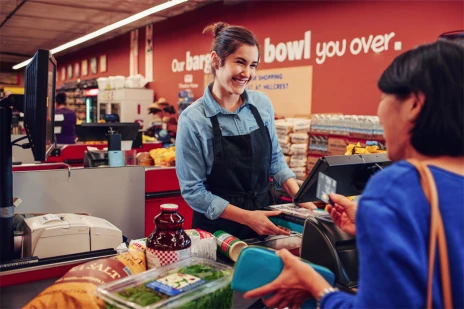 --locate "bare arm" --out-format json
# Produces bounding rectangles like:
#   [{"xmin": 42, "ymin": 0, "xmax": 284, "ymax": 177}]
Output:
[
  {"xmin": 220, "ymin": 204, "xmax": 290, "ymax": 236},
  {"xmin": 282, "ymin": 177, "xmax": 300, "ymax": 197},
  {"xmin": 282, "ymin": 177, "xmax": 317, "ymax": 210}
]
